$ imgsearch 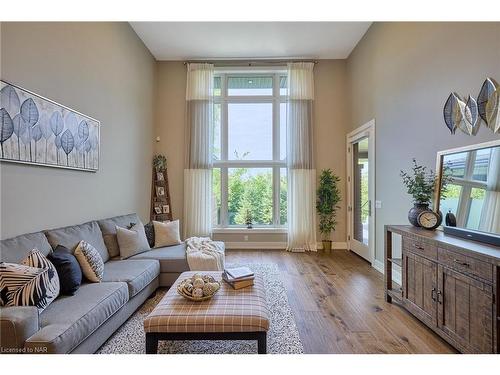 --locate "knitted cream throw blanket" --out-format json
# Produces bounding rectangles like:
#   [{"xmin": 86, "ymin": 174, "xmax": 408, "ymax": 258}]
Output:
[{"xmin": 185, "ymin": 237, "xmax": 225, "ymax": 271}]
